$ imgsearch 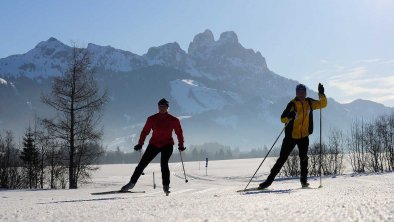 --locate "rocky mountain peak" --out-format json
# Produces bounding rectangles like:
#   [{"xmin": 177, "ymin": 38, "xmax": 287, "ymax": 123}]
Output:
[
  {"xmin": 145, "ymin": 42, "xmax": 187, "ymax": 67},
  {"xmin": 218, "ymin": 31, "xmax": 238, "ymax": 44},
  {"xmin": 35, "ymin": 37, "xmax": 67, "ymax": 50},
  {"xmin": 188, "ymin": 29, "xmax": 215, "ymax": 55}
]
